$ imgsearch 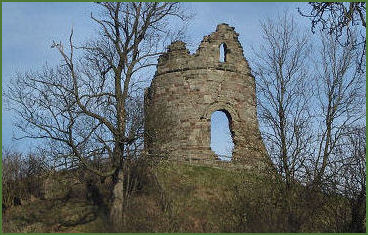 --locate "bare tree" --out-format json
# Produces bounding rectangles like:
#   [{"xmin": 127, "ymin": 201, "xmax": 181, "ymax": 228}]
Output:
[
  {"xmin": 310, "ymin": 32, "xmax": 365, "ymax": 187},
  {"xmin": 252, "ymin": 13, "xmax": 312, "ymax": 188},
  {"xmin": 298, "ymin": 2, "xmax": 366, "ymax": 71},
  {"xmin": 5, "ymin": 2, "xmax": 190, "ymax": 229}
]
